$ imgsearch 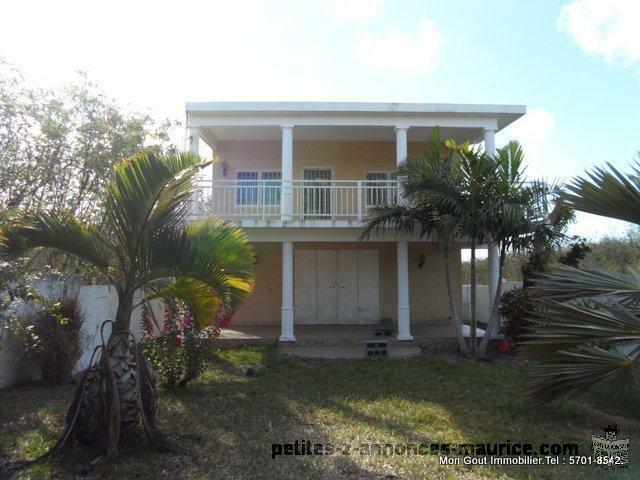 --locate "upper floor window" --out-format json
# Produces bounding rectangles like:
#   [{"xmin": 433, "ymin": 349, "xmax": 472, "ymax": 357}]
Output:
[
  {"xmin": 236, "ymin": 171, "xmax": 281, "ymax": 205},
  {"xmin": 365, "ymin": 171, "xmax": 397, "ymax": 206}
]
